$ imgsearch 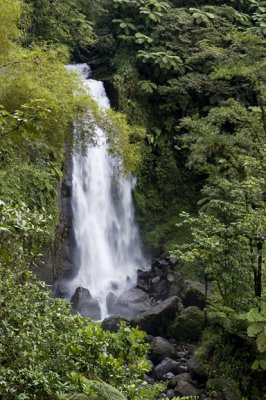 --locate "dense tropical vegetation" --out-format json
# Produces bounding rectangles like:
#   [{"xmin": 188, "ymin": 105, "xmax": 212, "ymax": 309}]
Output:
[{"xmin": 0, "ymin": 0, "xmax": 265, "ymax": 399}]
